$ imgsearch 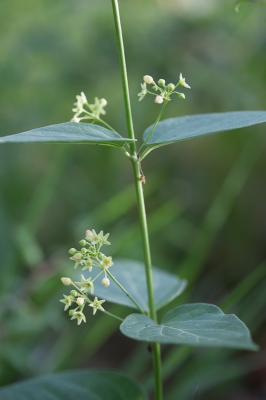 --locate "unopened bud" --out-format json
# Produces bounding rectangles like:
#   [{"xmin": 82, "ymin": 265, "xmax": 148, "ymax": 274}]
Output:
[
  {"xmin": 158, "ymin": 79, "xmax": 165, "ymax": 86},
  {"xmin": 68, "ymin": 248, "xmax": 77, "ymax": 255},
  {"xmin": 167, "ymin": 83, "xmax": 175, "ymax": 91},
  {"xmin": 81, "ymin": 248, "xmax": 87, "ymax": 255},
  {"xmin": 73, "ymin": 253, "xmax": 82, "ymax": 261},
  {"xmin": 69, "ymin": 309, "xmax": 75, "ymax": 317},
  {"xmin": 101, "ymin": 277, "xmax": 110, "ymax": 287},
  {"xmin": 76, "ymin": 297, "xmax": 85, "ymax": 306},
  {"xmin": 143, "ymin": 75, "xmax": 154, "ymax": 84},
  {"xmin": 85, "ymin": 230, "xmax": 93, "ymax": 238},
  {"xmin": 100, "ymin": 98, "xmax": 107, "ymax": 107},
  {"xmin": 155, "ymin": 96, "xmax": 164, "ymax": 104},
  {"xmin": 79, "ymin": 240, "xmax": 87, "ymax": 246},
  {"xmin": 70, "ymin": 117, "xmax": 80, "ymax": 123},
  {"xmin": 61, "ymin": 277, "xmax": 72, "ymax": 286},
  {"xmin": 70, "ymin": 290, "xmax": 78, "ymax": 297},
  {"xmin": 178, "ymin": 93, "xmax": 185, "ymax": 100}
]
